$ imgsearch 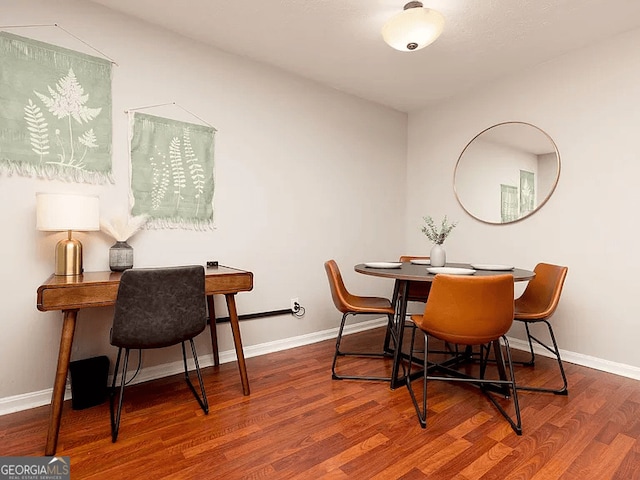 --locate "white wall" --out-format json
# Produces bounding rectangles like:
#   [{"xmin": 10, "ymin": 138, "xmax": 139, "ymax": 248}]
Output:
[
  {"xmin": 406, "ymin": 27, "xmax": 640, "ymax": 369},
  {"xmin": 0, "ymin": 0, "xmax": 407, "ymax": 402}
]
